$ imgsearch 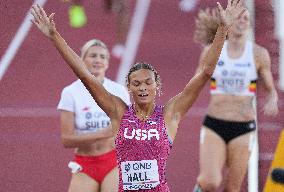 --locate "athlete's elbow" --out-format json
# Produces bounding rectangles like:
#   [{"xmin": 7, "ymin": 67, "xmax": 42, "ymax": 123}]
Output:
[{"xmin": 62, "ymin": 142, "xmax": 73, "ymax": 148}]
